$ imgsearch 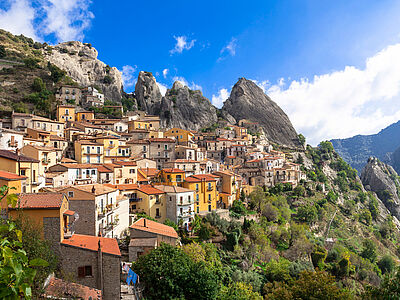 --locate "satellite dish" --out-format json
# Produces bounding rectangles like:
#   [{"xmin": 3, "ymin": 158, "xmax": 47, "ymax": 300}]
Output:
[{"xmin": 74, "ymin": 212, "xmax": 79, "ymax": 221}]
